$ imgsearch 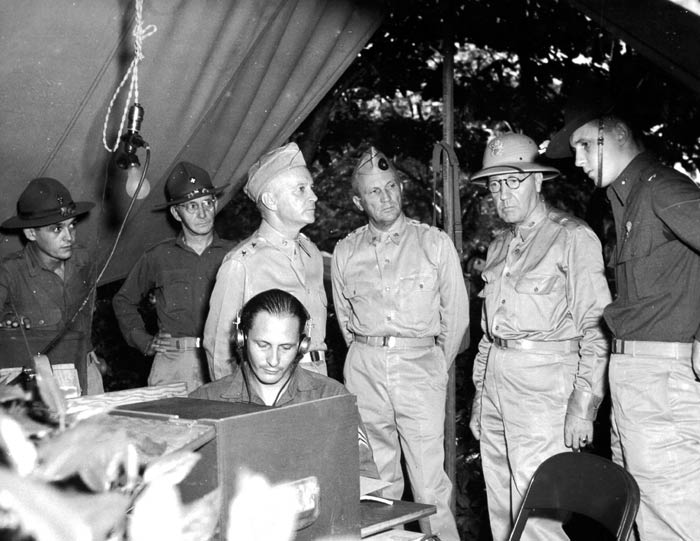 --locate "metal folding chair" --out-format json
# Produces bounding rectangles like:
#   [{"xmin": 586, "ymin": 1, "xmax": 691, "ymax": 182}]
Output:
[{"xmin": 509, "ymin": 452, "xmax": 640, "ymax": 541}]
